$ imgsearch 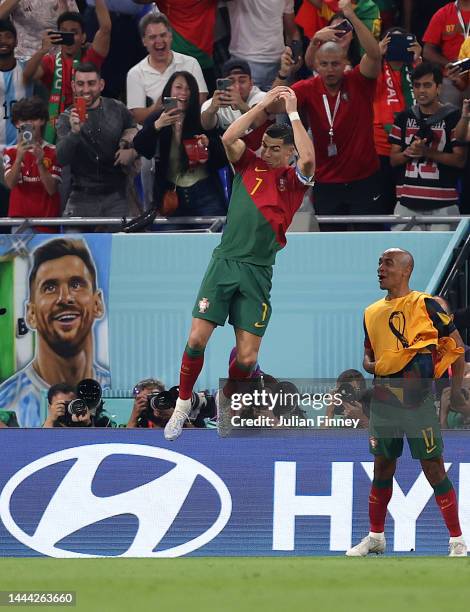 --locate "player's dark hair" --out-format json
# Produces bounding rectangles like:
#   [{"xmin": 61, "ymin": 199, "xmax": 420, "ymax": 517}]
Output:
[
  {"xmin": 74, "ymin": 62, "xmax": 101, "ymax": 78},
  {"xmin": 0, "ymin": 18, "xmax": 17, "ymax": 38},
  {"xmin": 47, "ymin": 382, "xmax": 76, "ymax": 405},
  {"xmin": 57, "ymin": 11, "xmax": 85, "ymax": 32},
  {"xmin": 29, "ymin": 239, "xmax": 98, "ymax": 295},
  {"xmin": 412, "ymin": 62, "xmax": 443, "ymax": 85},
  {"xmin": 12, "ymin": 97, "xmax": 49, "ymax": 125},
  {"xmin": 265, "ymin": 123, "xmax": 294, "ymax": 145},
  {"xmin": 139, "ymin": 12, "xmax": 171, "ymax": 38}
]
